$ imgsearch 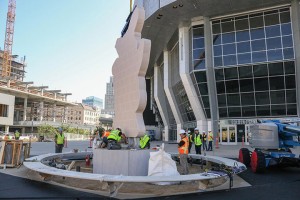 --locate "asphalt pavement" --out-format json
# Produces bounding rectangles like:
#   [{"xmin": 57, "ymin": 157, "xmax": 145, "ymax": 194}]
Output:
[{"xmin": 0, "ymin": 141, "xmax": 300, "ymax": 200}]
